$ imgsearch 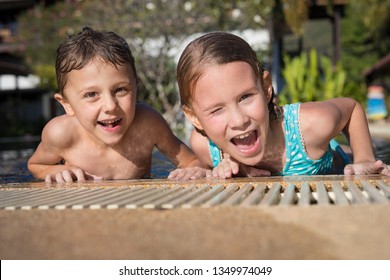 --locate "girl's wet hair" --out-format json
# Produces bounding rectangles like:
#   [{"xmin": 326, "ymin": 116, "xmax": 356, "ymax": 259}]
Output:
[
  {"xmin": 176, "ymin": 31, "xmax": 282, "ymax": 125},
  {"xmin": 55, "ymin": 26, "xmax": 137, "ymax": 95}
]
